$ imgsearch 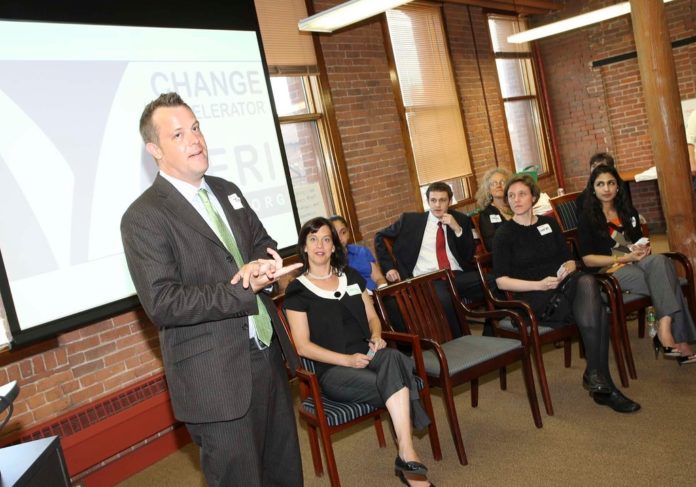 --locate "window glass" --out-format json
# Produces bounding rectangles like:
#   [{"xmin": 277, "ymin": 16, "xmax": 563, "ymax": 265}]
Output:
[
  {"xmin": 504, "ymin": 100, "xmax": 546, "ymax": 171},
  {"xmin": 270, "ymin": 77, "xmax": 310, "ymax": 116},
  {"xmin": 488, "ymin": 14, "xmax": 551, "ymax": 174},
  {"xmin": 270, "ymin": 76, "xmax": 337, "ymax": 222},
  {"xmin": 495, "ymin": 58, "xmax": 536, "ymax": 99}
]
